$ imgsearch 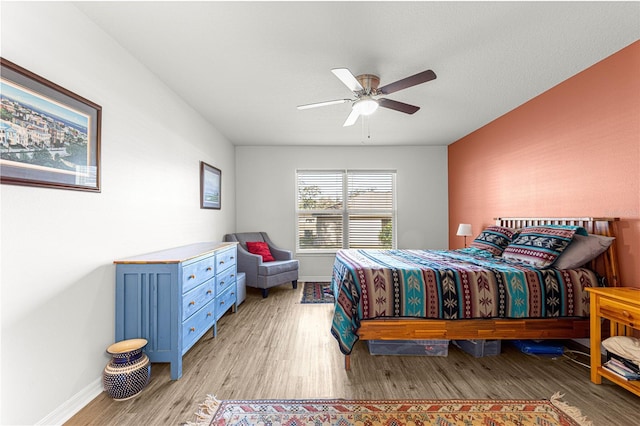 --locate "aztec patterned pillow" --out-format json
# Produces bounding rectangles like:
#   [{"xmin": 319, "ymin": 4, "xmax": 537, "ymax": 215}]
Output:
[
  {"xmin": 501, "ymin": 225, "xmax": 587, "ymax": 268},
  {"xmin": 469, "ymin": 226, "xmax": 517, "ymax": 256}
]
